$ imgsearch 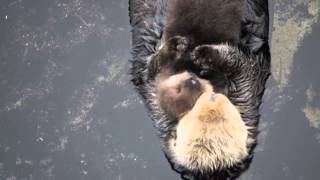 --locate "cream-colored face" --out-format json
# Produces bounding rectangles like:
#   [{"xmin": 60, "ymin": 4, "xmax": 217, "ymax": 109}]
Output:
[{"xmin": 168, "ymin": 83, "xmax": 251, "ymax": 172}]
